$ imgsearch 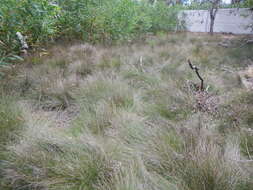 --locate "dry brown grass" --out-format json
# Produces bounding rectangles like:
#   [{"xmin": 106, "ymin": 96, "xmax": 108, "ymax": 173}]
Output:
[{"xmin": 1, "ymin": 32, "xmax": 253, "ymax": 190}]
